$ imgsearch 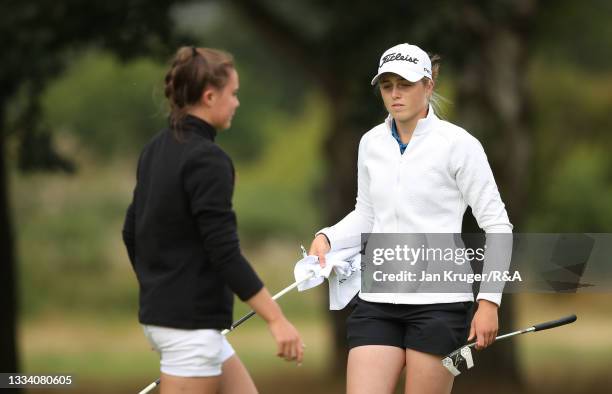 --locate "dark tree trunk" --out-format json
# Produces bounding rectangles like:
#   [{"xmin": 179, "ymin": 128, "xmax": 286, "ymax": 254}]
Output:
[
  {"xmin": 0, "ymin": 110, "xmax": 21, "ymax": 393},
  {"xmin": 453, "ymin": 3, "xmax": 535, "ymax": 389}
]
